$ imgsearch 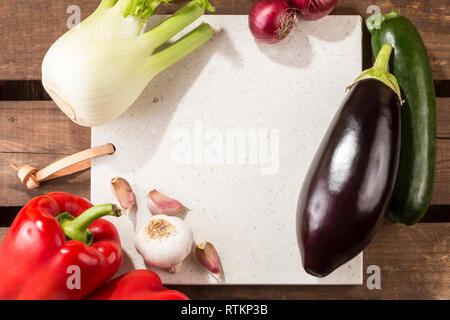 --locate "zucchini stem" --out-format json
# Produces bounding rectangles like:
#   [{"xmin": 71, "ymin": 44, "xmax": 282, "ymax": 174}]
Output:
[{"xmin": 366, "ymin": 11, "xmax": 400, "ymax": 33}]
